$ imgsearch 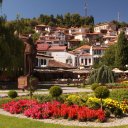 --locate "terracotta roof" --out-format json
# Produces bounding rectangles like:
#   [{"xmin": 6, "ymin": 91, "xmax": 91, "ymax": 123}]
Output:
[
  {"xmin": 36, "ymin": 53, "xmax": 53, "ymax": 58},
  {"xmin": 107, "ymin": 41, "xmax": 116, "ymax": 46},
  {"xmin": 56, "ymin": 27, "xmax": 67, "ymax": 30},
  {"xmin": 48, "ymin": 46, "xmax": 67, "ymax": 51},
  {"xmin": 86, "ymin": 32, "xmax": 100, "ymax": 35},
  {"xmin": 73, "ymin": 32, "xmax": 86, "ymax": 35},
  {"xmin": 68, "ymin": 51, "xmax": 76, "ymax": 55},
  {"xmin": 92, "ymin": 47, "xmax": 106, "ymax": 50},
  {"xmin": 48, "ymin": 60, "xmax": 73, "ymax": 68},
  {"xmin": 37, "ymin": 43, "xmax": 49, "ymax": 51},
  {"xmin": 74, "ymin": 45, "xmax": 91, "ymax": 51}
]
